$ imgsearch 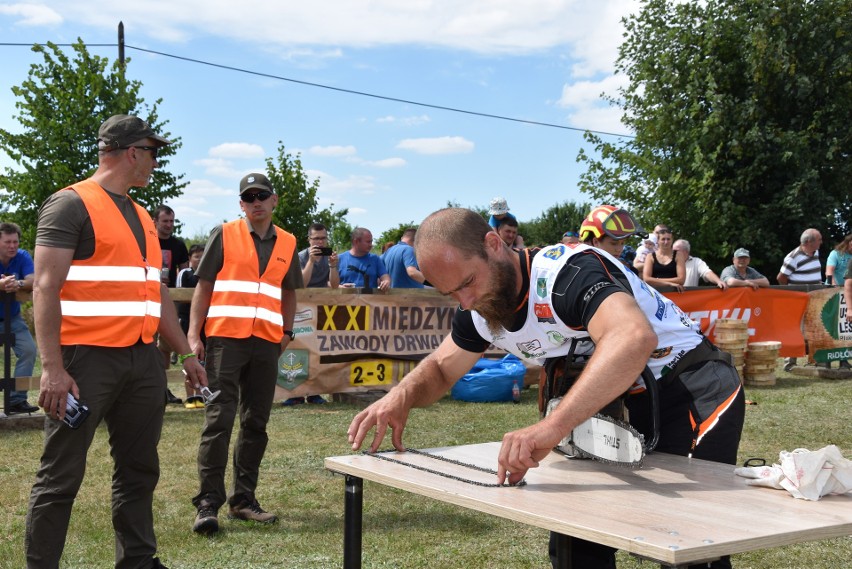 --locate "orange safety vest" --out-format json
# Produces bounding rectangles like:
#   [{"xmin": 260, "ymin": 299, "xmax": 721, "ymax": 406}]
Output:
[
  {"xmin": 204, "ymin": 220, "xmax": 296, "ymax": 343},
  {"xmin": 59, "ymin": 179, "xmax": 162, "ymax": 347}
]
